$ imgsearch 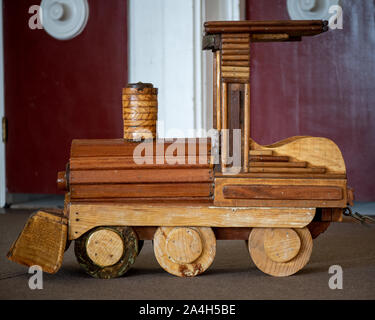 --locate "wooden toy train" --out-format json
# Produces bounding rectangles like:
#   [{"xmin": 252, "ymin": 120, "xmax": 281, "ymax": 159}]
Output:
[{"xmin": 7, "ymin": 20, "xmax": 354, "ymax": 278}]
